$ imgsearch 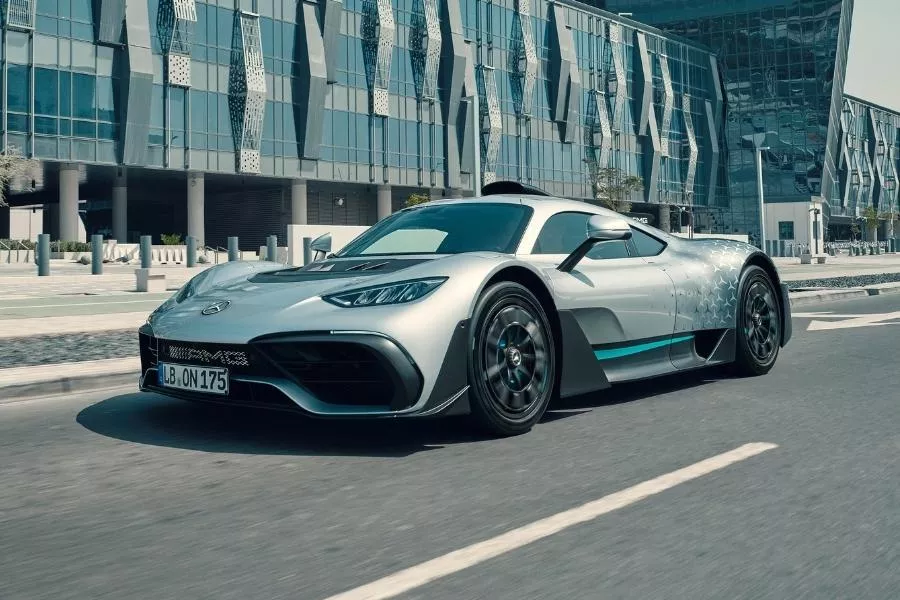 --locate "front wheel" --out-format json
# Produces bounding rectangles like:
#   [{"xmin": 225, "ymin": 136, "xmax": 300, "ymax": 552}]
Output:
[
  {"xmin": 467, "ymin": 281, "xmax": 557, "ymax": 436},
  {"xmin": 732, "ymin": 265, "xmax": 782, "ymax": 376}
]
